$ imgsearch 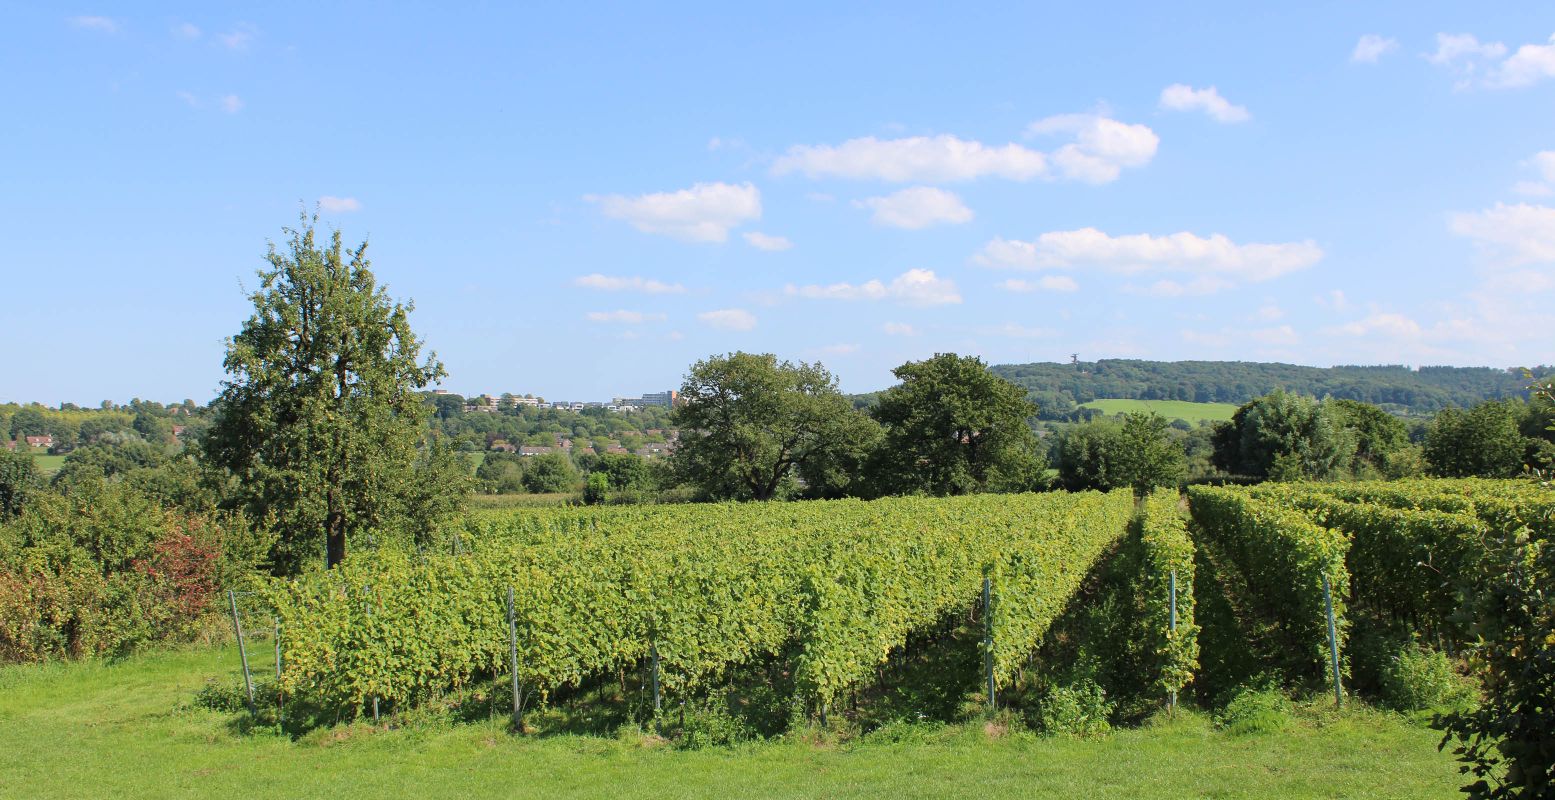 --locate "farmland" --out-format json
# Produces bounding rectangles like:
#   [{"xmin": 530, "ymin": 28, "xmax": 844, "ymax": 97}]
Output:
[{"xmin": 1077, "ymin": 399, "xmax": 1241, "ymax": 424}]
